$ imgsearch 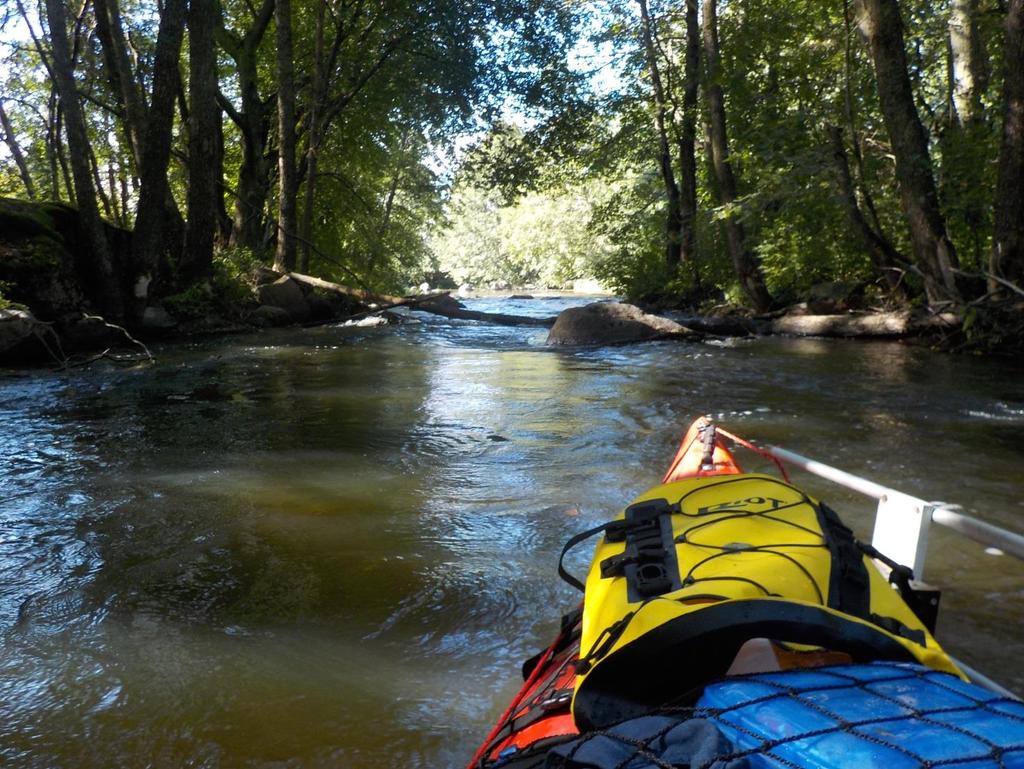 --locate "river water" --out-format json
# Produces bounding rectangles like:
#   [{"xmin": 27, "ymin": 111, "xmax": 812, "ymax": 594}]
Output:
[{"xmin": 1, "ymin": 296, "xmax": 1022, "ymax": 768}]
